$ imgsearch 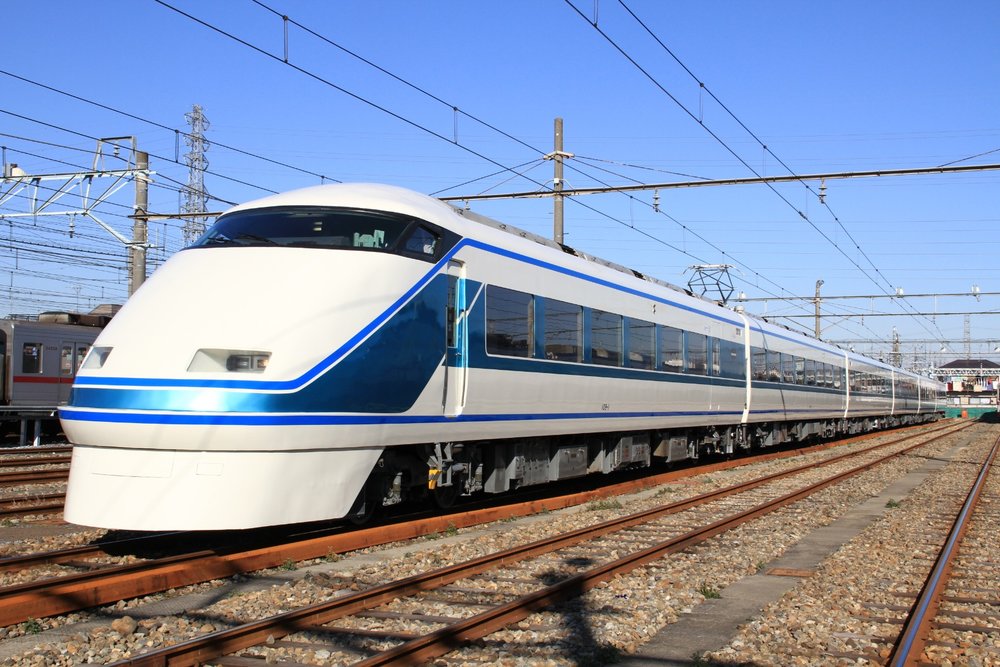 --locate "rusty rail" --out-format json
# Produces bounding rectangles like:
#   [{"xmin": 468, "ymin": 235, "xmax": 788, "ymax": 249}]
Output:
[
  {"xmin": 0, "ymin": 468, "xmax": 69, "ymax": 488},
  {"xmin": 111, "ymin": 422, "xmax": 972, "ymax": 666},
  {"xmin": 0, "ymin": 454, "xmax": 71, "ymax": 468},
  {"xmin": 0, "ymin": 491, "xmax": 64, "ymax": 519},
  {"xmin": 887, "ymin": 432, "xmax": 1000, "ymax": 666}
]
